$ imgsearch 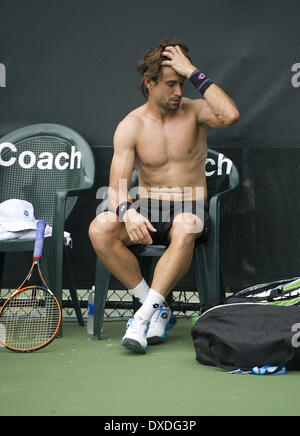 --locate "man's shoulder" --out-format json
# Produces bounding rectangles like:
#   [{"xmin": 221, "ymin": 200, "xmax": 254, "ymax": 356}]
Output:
[
  {"xmin": 181, "ymin": 96, "xmax": 205, "ymax": 111},
  {"xmin": 114, "ymin": 106, "xmax": 145, "ymax": 148},
  {"xmin": 117, "ymin": 105, "xmax": 145, "ymax": 131}
]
